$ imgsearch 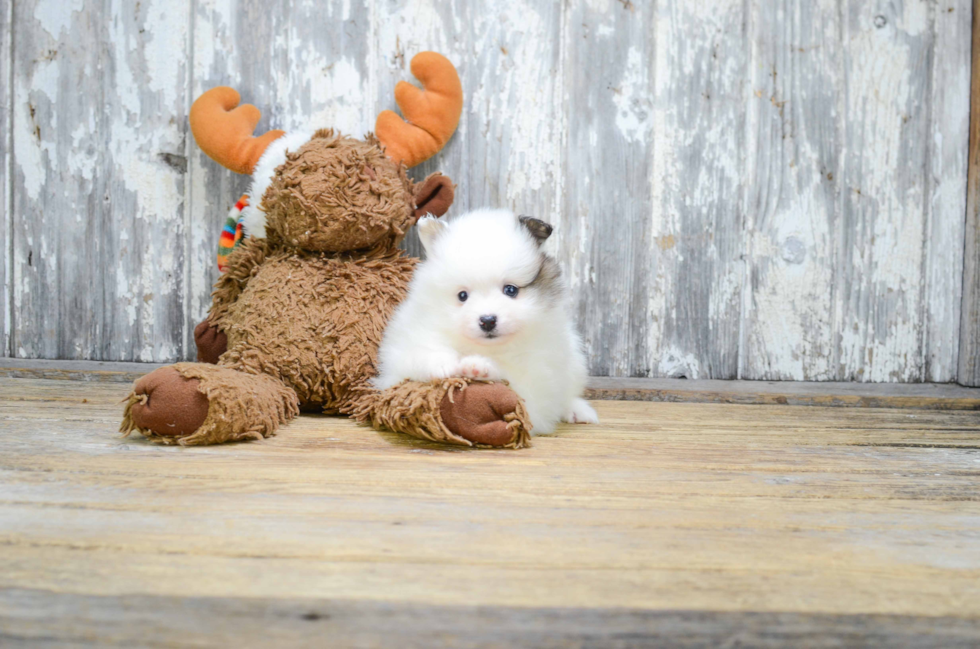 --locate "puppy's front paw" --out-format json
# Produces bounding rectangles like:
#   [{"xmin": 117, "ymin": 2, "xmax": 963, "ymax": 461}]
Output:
[
  {"xmin": 563, "ymin": 398, "xmax": 599, "ymax": 424},
  {"xmin": 455, "ymin": 355, "xmax": 502, "ymax": 380},
  {"xmin": 429, "ymin": 362, "xmax": 461, "ymax": 380}
]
